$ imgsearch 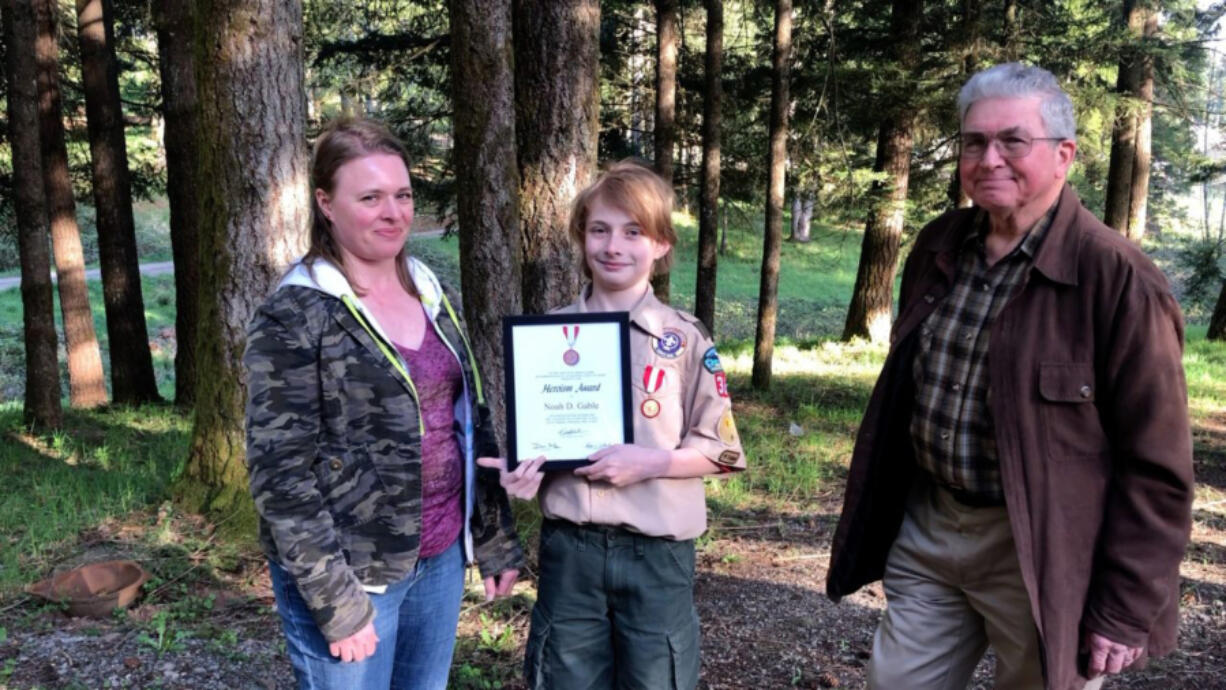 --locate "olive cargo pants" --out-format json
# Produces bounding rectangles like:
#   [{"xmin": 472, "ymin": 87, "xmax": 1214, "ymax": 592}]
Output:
[{"xmin": 524, "ymin": 519, "xmax": 701, "ymax": 689}]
